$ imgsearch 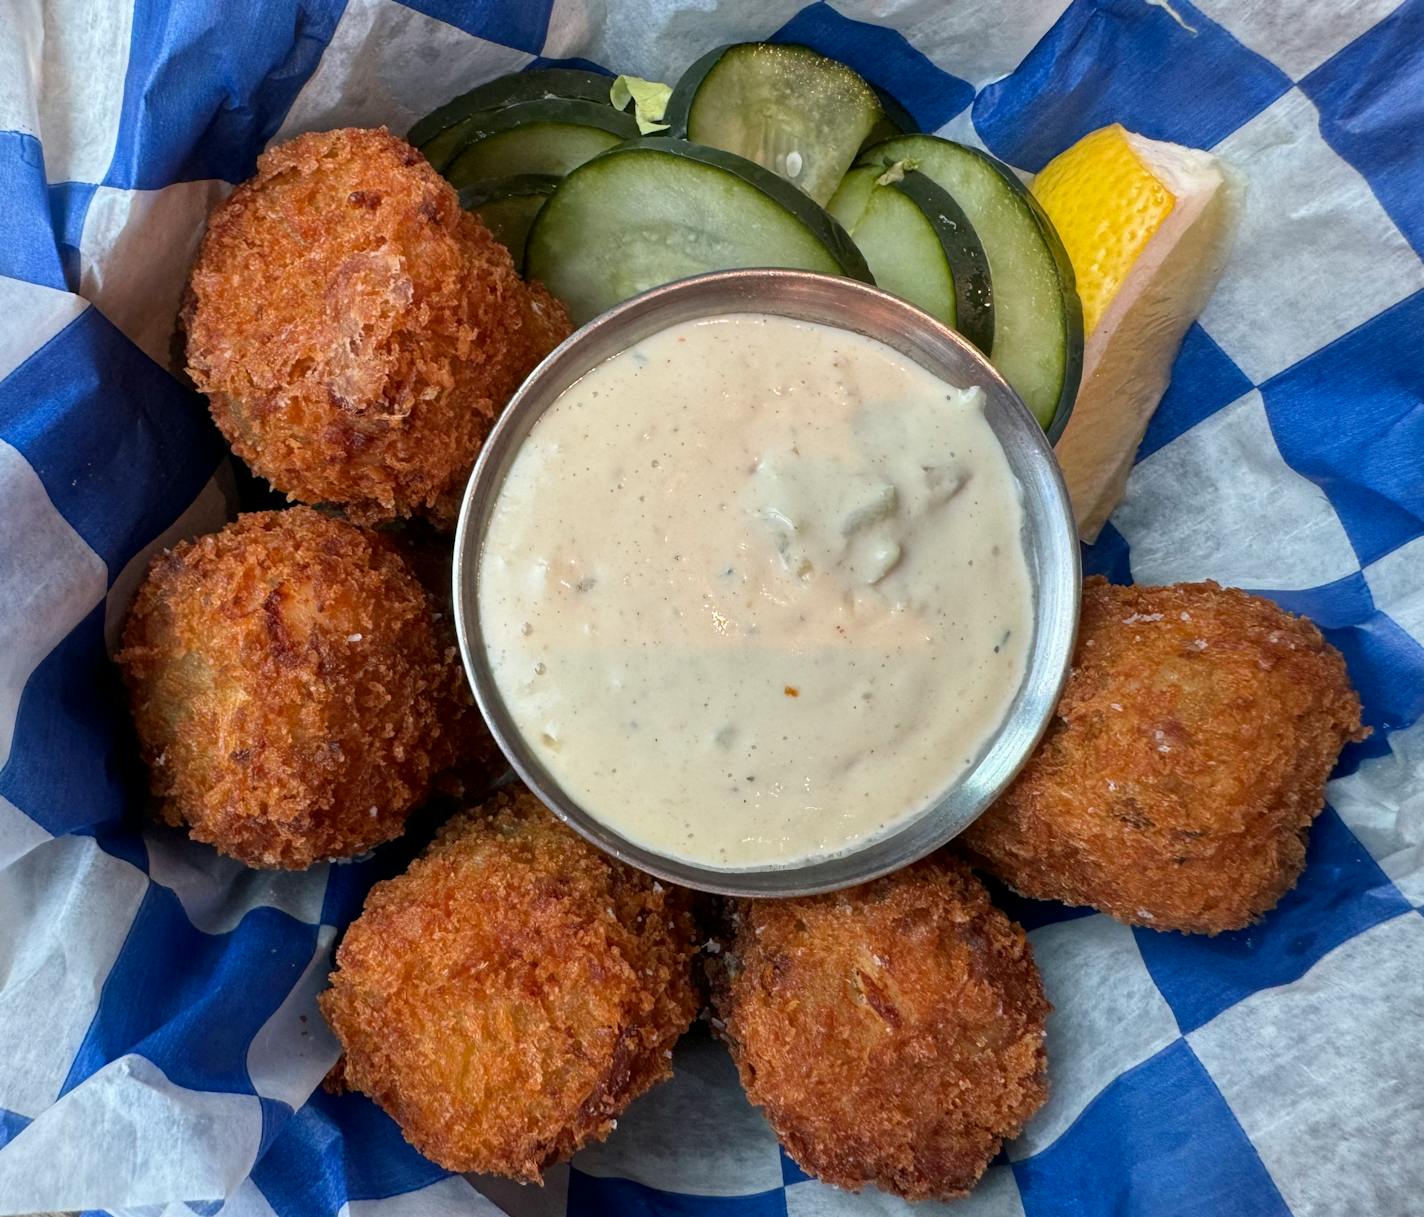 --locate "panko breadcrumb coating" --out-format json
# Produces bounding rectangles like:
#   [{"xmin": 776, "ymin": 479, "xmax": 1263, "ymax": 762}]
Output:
[
  {"xmin": 320, "ymin": 786, "xmax": 701, "ymax": 1181},
  {"xmin": 390, "ymin": 525, "xmax": 508, "ymax": 797},
  {"xmin": 962, "ymin": 577, "xmax": 1368, "ymax": 934},
  {"xmin": 117, "ymin": 508, "xmax": 483, "ymax": 868},
  {"xmin": 183, "ymin": 127, "xmax": 570, "ymax": 527},
  {"xmin": 711, "ymin": 858, "xmax": 1049, "ymax": 1201}
]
